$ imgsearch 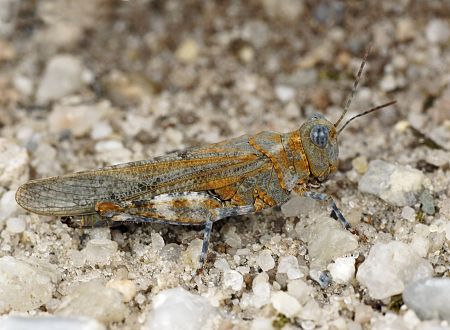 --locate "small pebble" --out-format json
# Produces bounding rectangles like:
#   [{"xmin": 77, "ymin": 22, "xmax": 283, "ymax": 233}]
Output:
[
  {"xmin": 176, "ymin": 39, "xmax": 199, "ymax": 63},
  {"xmin": 40, "ymin": 20, "xmax": 84, "ymax": 49},
  {"xmin": 6, "ymin": 217, "xmax": 25, "ymax": 234},
  {"xmin": 0, "ymin": 138, "xmax": 29, "ymax": 188},
  {"xmin": 223, "ymin": 270, "xmax": 244, "ymax": 291},
  {"xmin": 185, "ymin": 238, "xmax": 202, "ymax": 266},
  {"xmin": 223, "ymin": 225, "xmax": 242, "ymax": 248},
  {"xmin": 0, "ymin": 316, "xmax": 105, "ymax": 330},
  {"xmin": 372, "ymin": 313, "xmax": 410, "ymax": 330},
  {"xmin": 261, "ymin": 0, "xmax": 304, "ymax": 22},
  {"xmin": 401, "ymin": 206, "xmax": 416, "ymax": 222},
  {"xmin": 252, "ymin": 281, "xmax": 271, "ymax": 308},
  {"xmin": 214, "ymin": 258, "xmax": 230, "ymax": 271},
  {"xmin": 425, "ymin": 19, "xmax": 450, "ymax": 44},
  {"xmin": 403, "ymin": 277, "xmax": 450, "ymax": 322},
  {"xmin": 144, "ymin": 287, "xmax": 219, "ymax": 330},
  {"xmin": 250, "ymin": 318, "xmax": 273, "ymax": 330},
  {"xmin": 277, "ymin": 255, "xmax": 302, "ymax": 280},
  {"xmin": 354, "ymin": 304, "xmax": 373, "ymax": 324},
  {"xmin": 160, "ymin": 243, "xmax": 182, "ymax": 261},
  {"xmin": 410, "ymin": 231, "xmax": 430, "ymax": 258},
  {"xmin": 103, "ymin": 71, "xmax": 150, "ymax": 107},
  {"xmin": 394, "ymin": 120, "xmax": 410, "ymax": 133},
  {"xmin": 313, "ymin": 2, "xmax": 345, "ymax": 26},
  {"xmin": 352, "ymin": 156, "xmax": 368, "ymax": 174},
  {"xmin": 253, "ymin": 272, "xmax": 269, "ymax": 286},
  {"xmin": 439, "ymin": 197, "xmax": 450, "ymax": 219},
  {"xmin": 242, "ymin": 20, "xmax": 270, "ymax": 48},
  {"xmin": 13, "ymin": 75, "xmax": 33, "ymax": 98},
  {"xmin": 445, "ymin": 221, "xmax": 450, "ymax": 241},
  {"xmin": 270, "ymin": 291, "xmax": 301, "ymax": 318},
  {"xmin": 236, "ymin": 248, "xmax": 250, "ymax": 256},
  {"xmin": 31, "ymin": 143, "xmax": 59, "ymax": 177},
  {"xmin": 256, "ymin": 249, "xmax": 275, "ymax": 272},
  {"xmin": 36, "ymin": 55, "xmax": 88, "ymax": 105},
  {"xmin": 297, "ymin": 216, "xmax": 358, "ymax": 268},
  {"xmin": 56, "ymin": 281, "xmax": 127, "ymax": 323},
  {"xmin": 359, "ymin": 160, "xmax": 424, "ymax": 206},
  {"xmin": 299, "ymin": 299, "xmax": 322, "ymax": 322},
  {"xmin": 67, "ymin": 249, "xmax": 86, "ymax": 268},
  {"xmin": 396, "ymin": 18, "xmax": 416, "ymax": 41},
  {"xmin": 402, "ymin": 310, "xmax": 421, "ymax": 329},
  {"xmin": 90, "ymin": 121, "xmax": 113, "ymax": 140},
  {"xmin": 94, "ymin": 139, "xmax": 124, "ymax": 153},
  {"xmin": 135, "ymin": 293, "xmax": 146, "ymax": 305},
  {"xmin": 346, "ymin": 206, "xmax": 363, "ymax": 226},
  {"xmin": 0, "ymin": 256, "xmax": 59, "ymax": 313},
  {"xmin": 0, "ymin": 190, "xmax": 18, "ymax": 222},
  {"xmin": 82, "ymin": 238, "xmax": 118, "ymax": 266},
  {"xmin": 281, "ymin": 195, "xmax": 316, "ymax": 218},
  {"xmin": 327, "ymin": 257, "xmax": 356, "ymax": 284},
  {"xmin": 309, "ymin": 269, "xmax": 332, "ymax": 288},
  {"xmin": 0, "ymin": 0, "xmax": 18, "ymax": 37},
  {"xmin": 419, "ymin": 190, "xmax": 435, "ymax": 215},
  {"xmin": 49, "ymin": 103, "xmax": 106, "ymax": 137},
  {"xmin": 106, "ymin": 279, "xmax": 137, "ymax": 303},
  {"xmin": 88, "ymin": 227, "xmax": 111, "ymax": 240},
  {"xmin": 94, "ymin": 140, "xmax": 132, "ymax": 165},
  {"xmin": 425, "ymin": 149, "xmax": 450, "ymax": 168},
  {"xmin": 151, "ymin": 233, "xmax": 165, "ymax": 251},
  {"xmin": 380, "ymin": 74, "xmax": 397, "ymax": 92},
  {"xmin": 238, "ymin": 46, "xmax": 254, "ymax": 63},
  {"xmin": 356, "ymin": 241, "xmax": 433, "ymax": 299},
  {"xmin": 275, "ymin": 85, "xmax": 295, "ymax": 102},
  {"xmin": 287, "ymin": 279, "xmax": 312, "ymax": 304}
]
